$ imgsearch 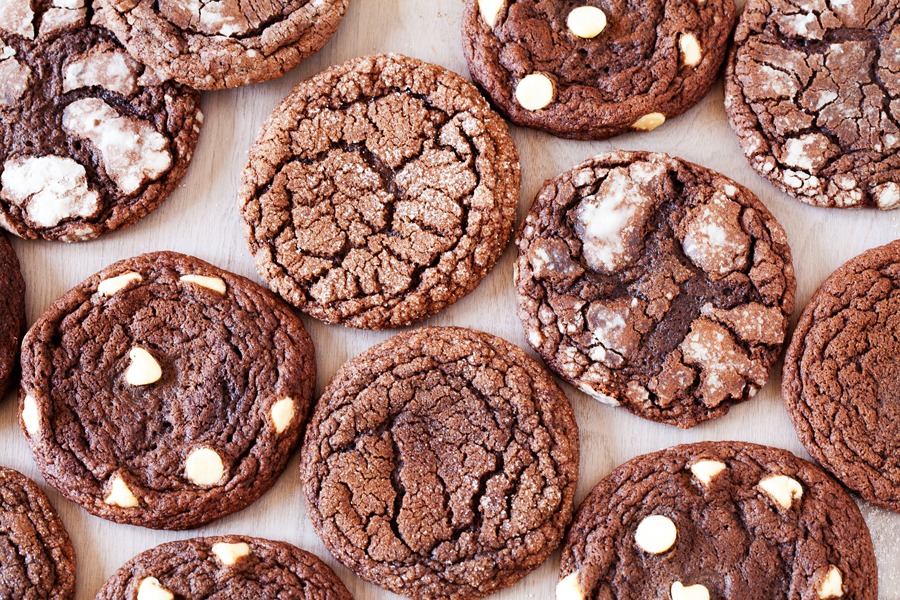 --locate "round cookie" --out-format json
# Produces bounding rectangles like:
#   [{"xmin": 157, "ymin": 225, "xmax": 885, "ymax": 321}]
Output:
[
  {"xmin": 301, "ymin": 326, "xmax": 579, "ymax": 600},
  {"xmin": 783, "ymin": 240, "xmax": 900, "ymax": 513},
  {"xmin": 0, "ymin": 467, "xmax": 76, "ymax": 600},
  {"xmin": 0, "ymin": 0, "xmax": 202, "ymax": 242},
  {"xmin": 515, "ymin": 151, "xmax": 795, "ymax": 428},
  {"xmin": 102, "ymin": 0, "xmax": 349, "ymax": 89},
  {"xmin": 94, "ymin": 536, "xmax": 353, "ymax": 600},
  {"xmin": 557, "ymin": 441, "xmax": 877, "ymax": 600},
  {"xmin": 0, "ymin": 233, "xmax": 25, "ymax": 399},
  {"xmin": 461, "ymin": 0, "xmax": 736, "ymax": 140},
  {"xmin": 240, "ymin": 53, "xmax": 519, "ymax": 330},
  {"xmin": 725, "ymin": 0, "xmax": 900, "ymax": 209},
  {"xmin": 18, "ymin": 251, "xmax": 316, "ymax": 530}
]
